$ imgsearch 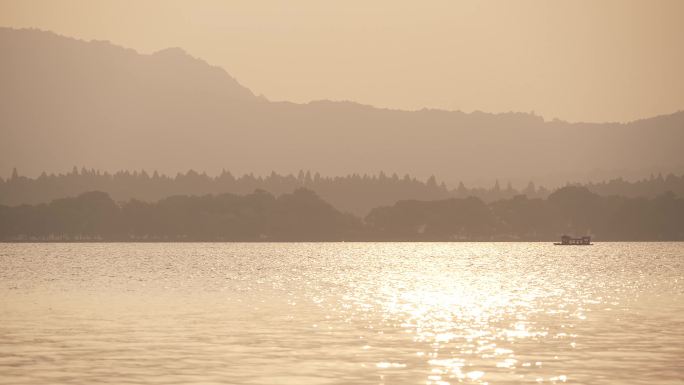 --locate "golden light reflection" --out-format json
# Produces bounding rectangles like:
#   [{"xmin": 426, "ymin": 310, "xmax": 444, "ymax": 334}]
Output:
[
  {"xmin": 3, "ymin": 243, "xmax": 681, "ymax": 384},
  {"xmin": 338, "ymin": 243, "xmax": 596, "ymax": 384}
]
